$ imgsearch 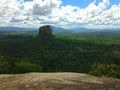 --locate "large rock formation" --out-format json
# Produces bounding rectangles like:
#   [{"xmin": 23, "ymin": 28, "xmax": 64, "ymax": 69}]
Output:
[
  {"xmin": 39, "ymin": 25, "xmax": 52, "ymax": 35},
  {"xmin": 0, "ymin": 73, "xmax": 120, "ymax": 90}
]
